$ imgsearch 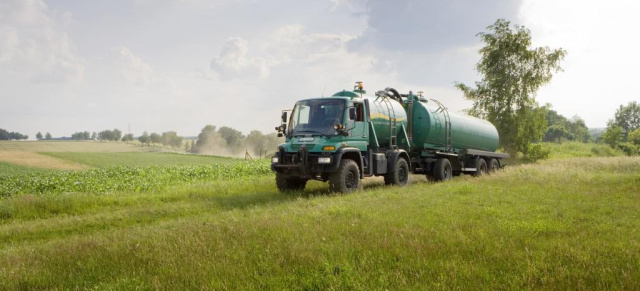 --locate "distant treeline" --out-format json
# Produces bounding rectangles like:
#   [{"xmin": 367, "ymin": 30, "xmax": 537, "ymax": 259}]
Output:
[
  {"xmin": 601, "ymin": 101, "xmax": 640, "ymax": 156},
  {"xmin": 189, "ymin": 125, "xmax": 282, "ymax": 157},
  {"xmin": 543, "ymin": 109, "xmax": 590, "ymax": 143},
  {"xmin": 0, "ymin": 129, "xmax": 28, "ymax": 140}
]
